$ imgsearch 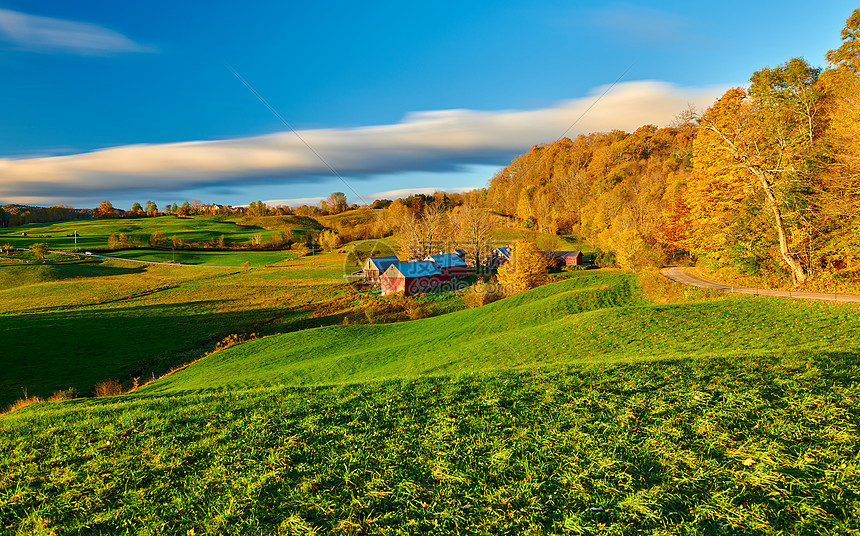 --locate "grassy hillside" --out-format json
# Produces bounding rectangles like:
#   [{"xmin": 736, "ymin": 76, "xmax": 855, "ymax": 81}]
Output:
[
  {"xmin": 1, "ymin": 271, "xmax": 858, "ymax": 534},
  {"xmin": 0, "ymin": 215, "xmax": 320, "ymax": 251},
  {"xmin": 142, "ymin": 272, "xmax": 860, "ymax": 396}
]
